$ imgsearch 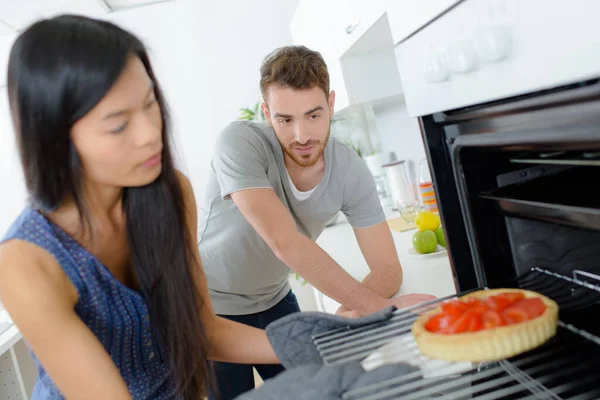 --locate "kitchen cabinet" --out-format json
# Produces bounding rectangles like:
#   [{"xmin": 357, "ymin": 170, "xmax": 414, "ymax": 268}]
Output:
[
  {"xmin": 289, "ymin": 0, "xmax": 351, "ymax": 112},
  {"xmin": 328, "ymin": 0, "xmax": 386, "ymax": 57},
  {"xmin": 385, "ymin": 0, "xmax": 461, "ymax": 45},
  {"xmin": 290, "ymin": 0, "xmax": 388, "ymax": 62},
  {"xmin": 290, "ymin": 0, "xmax": 402, "ymax": 113}
]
